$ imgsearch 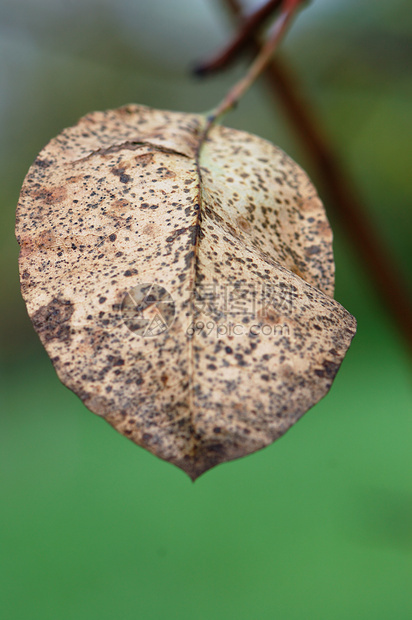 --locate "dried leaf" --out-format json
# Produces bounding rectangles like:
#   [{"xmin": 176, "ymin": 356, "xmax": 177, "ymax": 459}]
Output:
[{"xmin": 16, "ymin": 104, "xmax": 356, "ymax": 480}]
